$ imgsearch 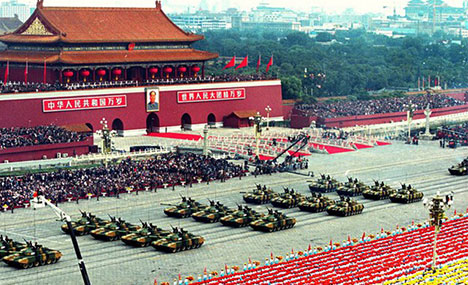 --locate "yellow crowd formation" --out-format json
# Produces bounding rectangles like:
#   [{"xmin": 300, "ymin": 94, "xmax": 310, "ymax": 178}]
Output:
[{"xmin": 384, "ymin": 259, "xmax": 468, "ymax": 285}]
